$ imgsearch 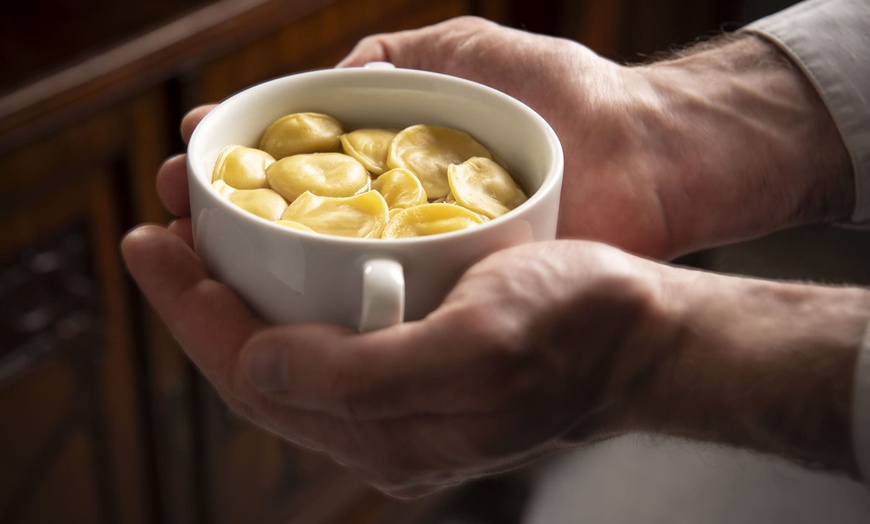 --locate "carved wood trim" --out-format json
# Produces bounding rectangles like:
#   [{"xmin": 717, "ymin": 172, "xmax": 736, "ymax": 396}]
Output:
[{"xmin": 0, "ymin": 0, "xmax": 337, "ymax": 153}]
